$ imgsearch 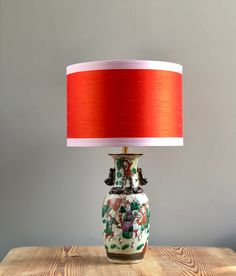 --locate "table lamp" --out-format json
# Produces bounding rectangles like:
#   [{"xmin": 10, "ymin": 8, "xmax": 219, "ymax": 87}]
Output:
[{"xmin": 67, "ymin": 60, "xmax": 183, "ymax": 263}]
